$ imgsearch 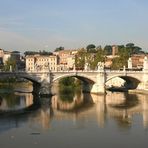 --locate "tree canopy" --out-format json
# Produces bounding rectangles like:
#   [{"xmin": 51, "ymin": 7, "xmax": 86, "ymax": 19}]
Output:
[
  {"xmin": 86, "ymin": 44, "xmax": 96, "ymax": 53},
  {"xmin": 54, "ymin": 46, "xmax": 64, "ymax": 52},
  {"xmin": 75, "ymin": 48, "xmax": 86, "ymax": 70},
  {"xmin": 104, "ymin": 45, "xmax": 112, "ymax": 55},
  {"xmin": 111, "ymin": 47, "xmax": 130, "ymax": 70}
]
